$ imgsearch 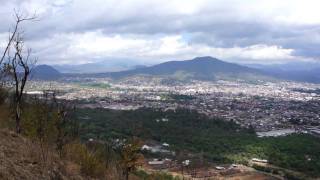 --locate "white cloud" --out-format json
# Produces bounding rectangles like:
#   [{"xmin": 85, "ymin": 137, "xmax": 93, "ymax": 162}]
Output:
[
  {"xmin": 0, "ymin": 33, "xmax": 8, "ymax": 50},
  {"xmin": 228, "ymin": 45, "xmax": 294, "ymax": 60},
  {"xmin": 0, "ymin": 0, "xmax": 319, "ymax": 64},
  {"xmin": 32, "ymin": 32, "xmax": 295, "ymax": 64}
]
